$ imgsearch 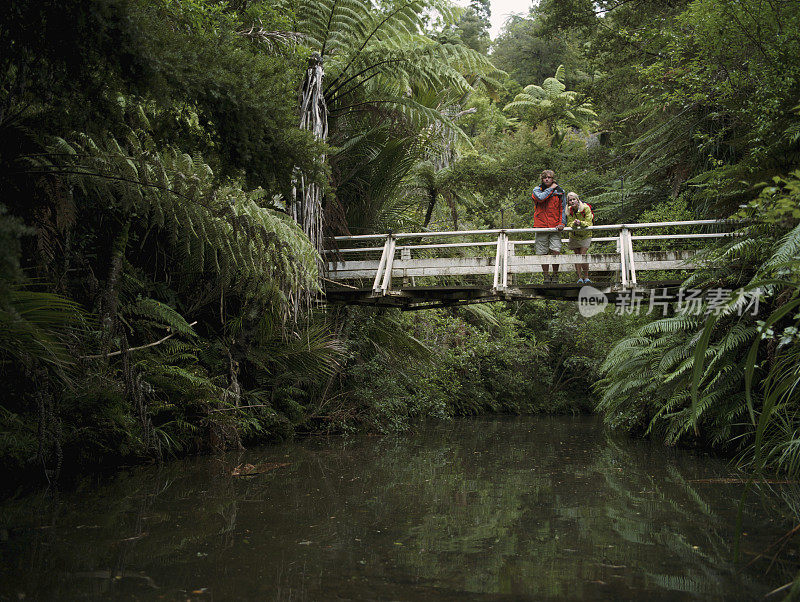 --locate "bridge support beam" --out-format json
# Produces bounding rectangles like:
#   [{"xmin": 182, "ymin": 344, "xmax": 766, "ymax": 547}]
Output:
[
  {"xmin": 621, "ymin": 227, "xmax": 637, "ymax": 287},
  {"xmin": 371, "ymin": 234, "xmax": 396, "ymax": 296},
  {"xmin": 493, "ymin": 231, "xmax": 509, "ymax": 294}
]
